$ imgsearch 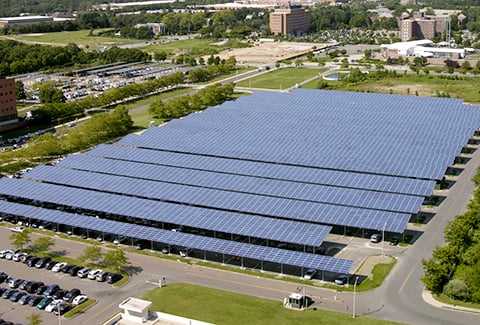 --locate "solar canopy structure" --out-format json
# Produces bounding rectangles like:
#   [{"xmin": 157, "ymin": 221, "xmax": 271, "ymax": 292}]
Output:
[
  {"xmin": 1, "ymin": 89, "xmax": 480, "ymax": 276},
  {"xmin": 0, "ymin": 200, "xmax": 352, "ymax": 274}
]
